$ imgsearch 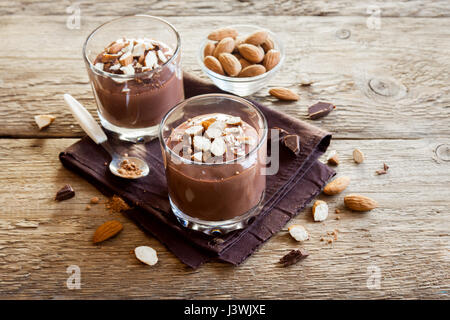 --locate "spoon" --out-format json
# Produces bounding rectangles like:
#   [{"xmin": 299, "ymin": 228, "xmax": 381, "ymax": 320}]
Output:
[{"xmin": 63, "ymin": 94, "xmax": 150, "ymax": 179}]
